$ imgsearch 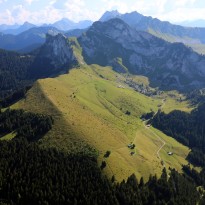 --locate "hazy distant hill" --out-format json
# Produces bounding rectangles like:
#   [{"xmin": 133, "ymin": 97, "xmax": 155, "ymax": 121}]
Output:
[
  {"xmin": 51, "ymin": 18, "xmax": 92, "ymax": 31},
  {"xmin": 0, "ymin": 27, "xmax": 60, "ymax": 52},
  {"xmin": 0, "ymin": 23, "xmax": 19, "ymax": 31},
  {"xmin": 2, "ymin": 22, "xmax": 36, "ymax": 35}
]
